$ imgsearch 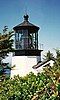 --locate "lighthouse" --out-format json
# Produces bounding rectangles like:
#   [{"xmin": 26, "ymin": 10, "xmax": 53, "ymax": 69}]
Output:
[{"xmin": 11, "ymin": 14, "xmax": 42, "ymax": 77}]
